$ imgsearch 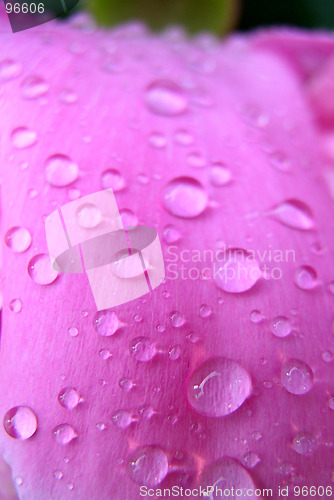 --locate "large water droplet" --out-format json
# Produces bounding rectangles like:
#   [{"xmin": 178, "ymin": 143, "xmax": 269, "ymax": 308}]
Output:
[
  {"xmin": 271, "ymin": 200, "xmax": 314, "ymax": 230},
  {"xmin": 170, "ymin": 311, "xmax": 185, "ymax": 328},
  {"xmin": 214, "ymin": 248, "xmax": 261, "ymax": 293},
  {"xmin": 199, "ymin": 457, "xmax": 256, "ymax": 499},
  {"xmin": 93, "ymin": 310, "xmax": 122, "ymax": 337},
  {"xmin": 209, "ymin": 163, "xmax": 232, "ymax": 186},
  {"xmin": 45, "ymin": 154, "xmax": 79, "ymax": 187},
  {"xmin": 145, "ymin": 80, "xmax": 187, "ymax": 116},
  {"xmin": 129, "ymin": 337, "xmax": 156, "ymax": 362},
  {"xmin": 5, "ymin": 227, "xmax": 31, "ymax": 252},
  {"xmin": 76, "ymin": 203, "xmax": 102, "ymax": 229},
  {"xmin": 271, "ymin": 316, "xmax": 292, "ymax": 338},
  {"xmin": 101, "ymin": 169, "xmax": 126, "ymax": 191},
  {"xmin": 294, "ymin": 266, "xmax": 318, "ymax": 290},
  {"xmin": 163, "ymin": 177, "xmax": 207, "ymax": 218},
  {"xmin": 0, "ymin": 60, "xmax": 21, "ymax": 81},
  {"xmin": 187, "ymin": 357, "xmax": 252, "ymax": 417},
  {"xmin": 112, "ymin": 410, "xmax": 133, "ymax": 429},
  {"xmin": 58, "ymin": 388, "xmax": 81, "ymax": 410},
  {"xmin": 28, "ymin": 254, "xmax": 58, "ymax": 285},
  {"xmin": 281, "ymin": 359, "xmax": 314, "ymax": 395},
  {"xmin": 53, "ymin": 424, "xmax": 77, "ymax": 445},
  {"xmin": 3, "ymin": 406, "xmax": 37, "ymax": 440},
  {"xmin": 11, "ymin": 127, "xmax": 37, "ymax": 149},
  {"xmin": 21, "ymin": 75, "xmax": 49, "ymax": 99},
  {"xmin": 292, "ymin": 432, "xmax": 317, "ymax": 456},
  {"xmin": 127, "ymin": 445, "xmax": 169, "ymax": 486}
]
